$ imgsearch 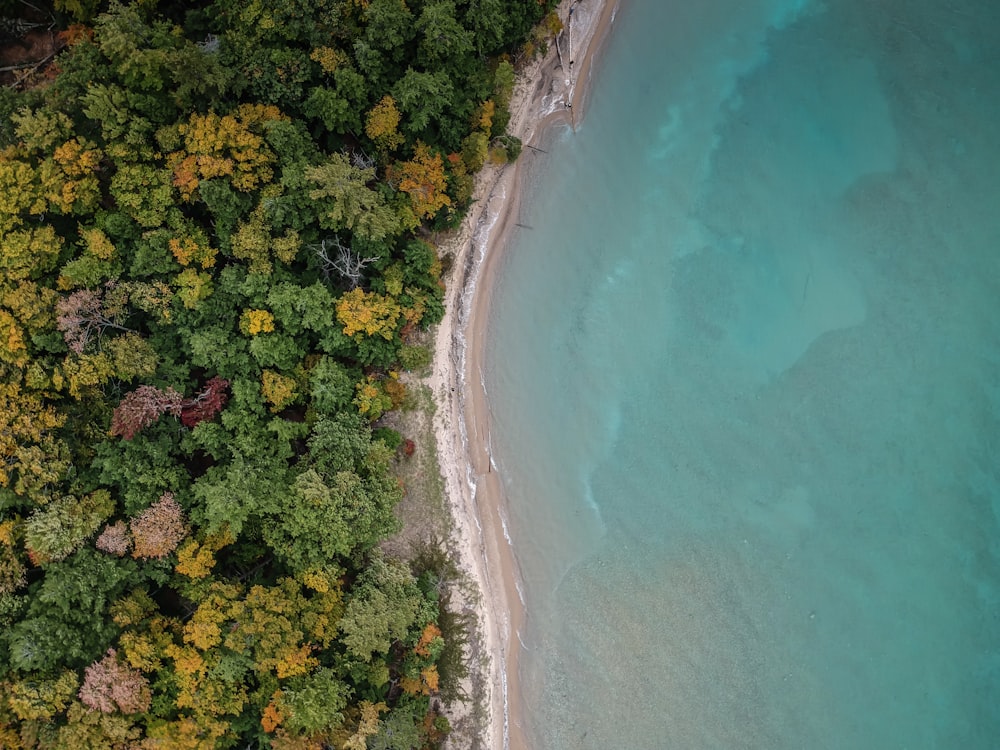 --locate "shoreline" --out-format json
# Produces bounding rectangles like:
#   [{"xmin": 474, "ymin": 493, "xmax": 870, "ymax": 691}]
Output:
[{"xmin": 428, "ymin": 1, "xmax": 621, "ymax": 748}]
